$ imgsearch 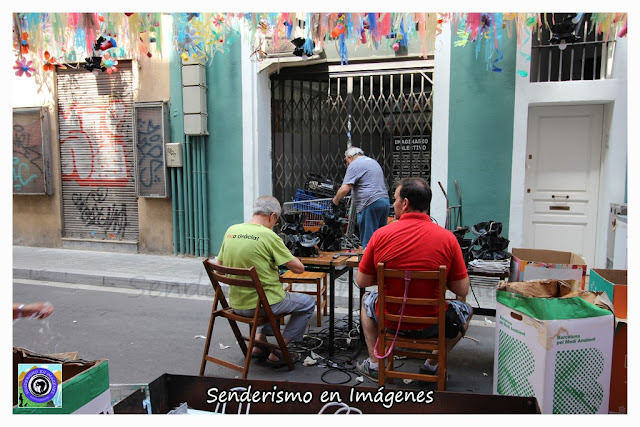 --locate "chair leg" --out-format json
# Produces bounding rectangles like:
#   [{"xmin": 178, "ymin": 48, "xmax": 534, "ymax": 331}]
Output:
[
  {"xmin": 322, "ymin": 275, "xmax": 328, "ymax": 316},
  {"xmin": 199, "ymin": 309, "xmax": 217, "ymax": 376},
  {"xmin": 242, "ymin": 321, "xmax": 259, "ymax": 379},
  {"xmin": 267, "ymin": 314, "xmax": 295, "ymax": 371}
]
